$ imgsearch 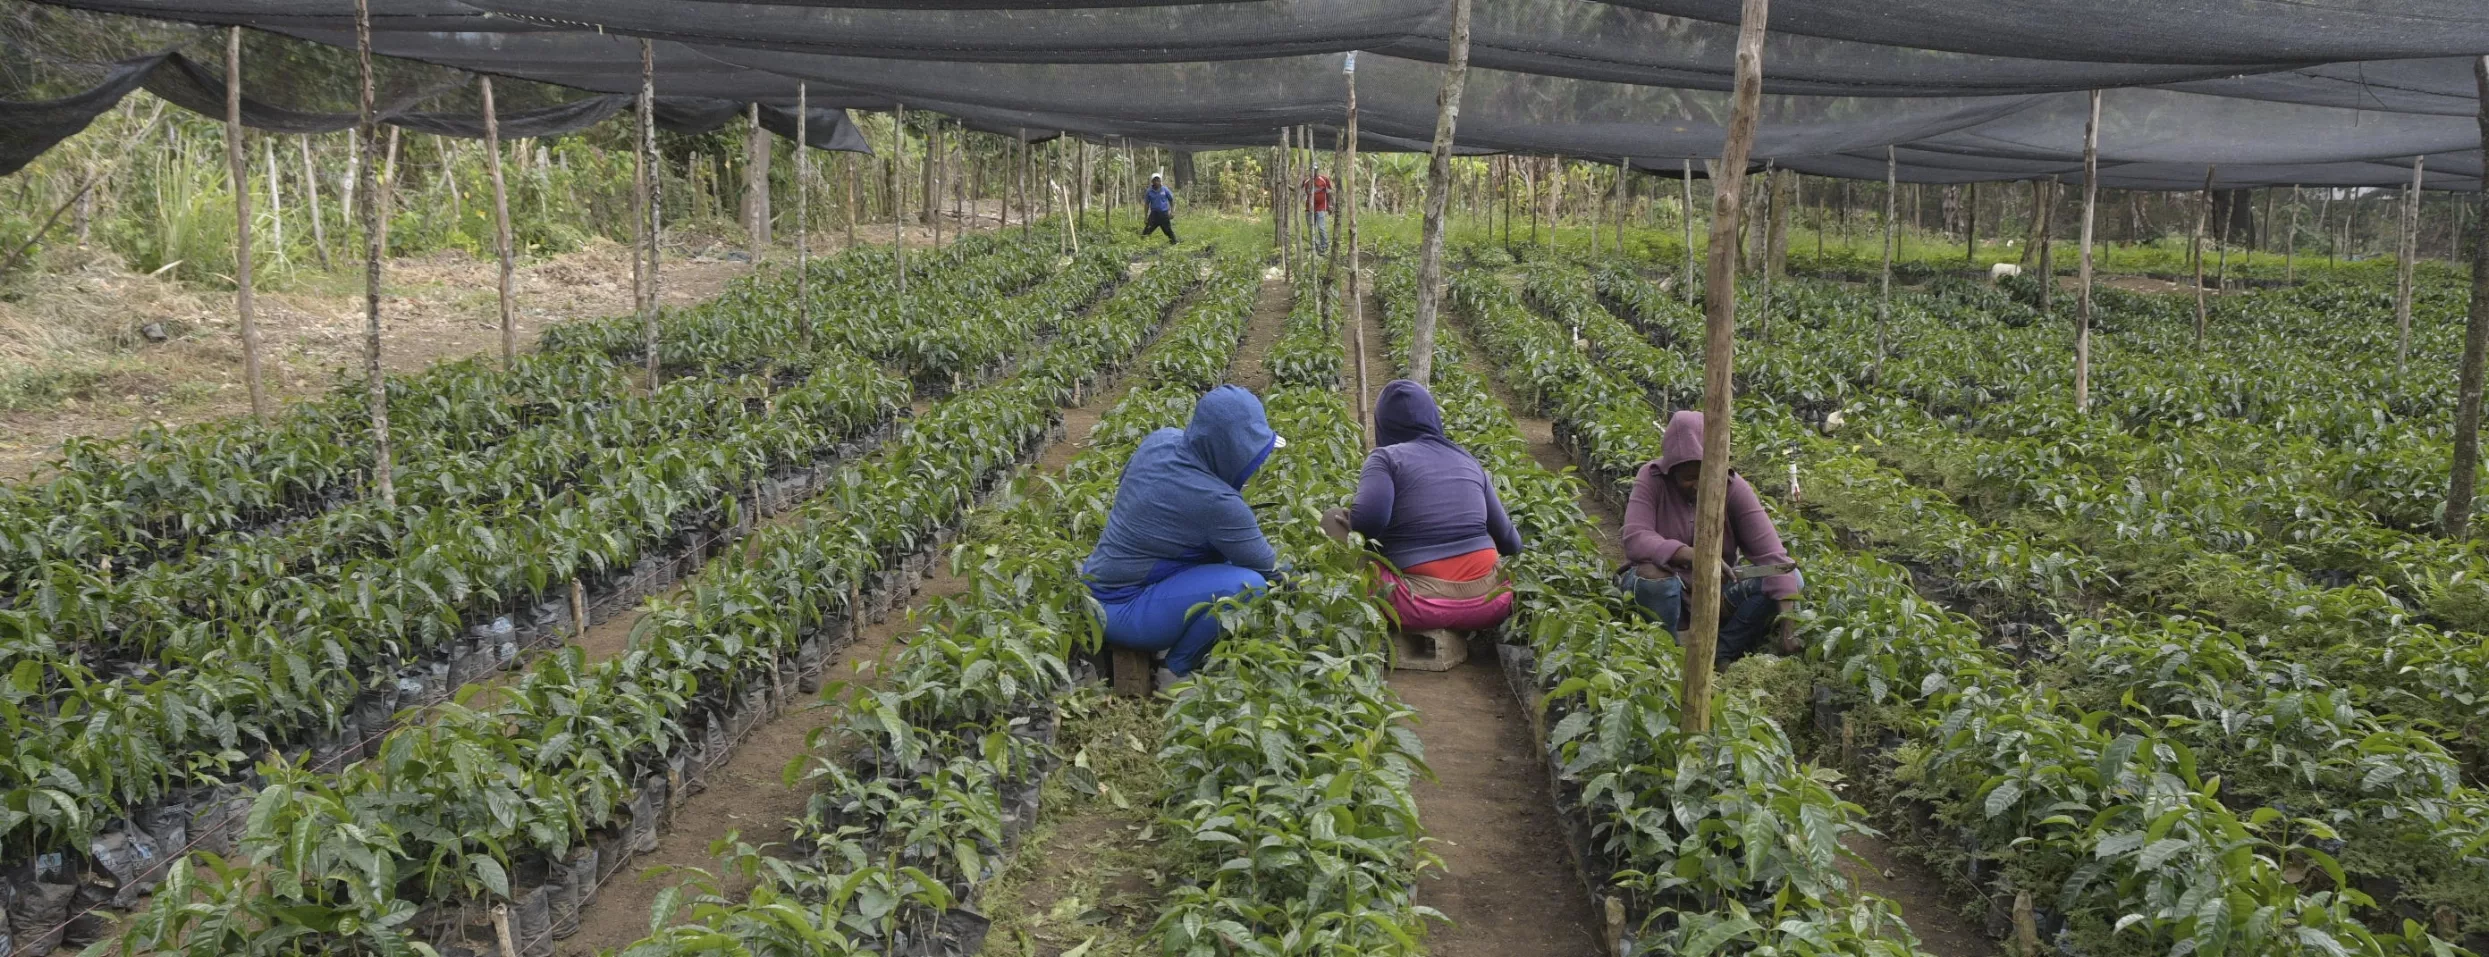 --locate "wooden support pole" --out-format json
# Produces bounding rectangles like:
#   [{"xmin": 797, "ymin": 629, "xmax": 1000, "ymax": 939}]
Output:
[
  {"xmin": 638, "ymin": 39, "xmax": 660, "ymax": 389},
  {"xmin": 1344, "ymin": 53, "xmax": 1368, "ymax": 444},
  {"xmin": 1874, "ymin": 145, "xmax": 1894, "ymax": 384},
  {"xmin": 2442, "ymin": 56, "xmax": 2489, "ymax": 538},
  {"xmin": 264, "ymin": 140, "xmax": 285, "ymax": 266},
  {"xmin": 2399, "ymin": 154, "xmax": 2425, "ymax": 373},
  {"xmin": 1758, "ymin": 165, "xmax": 1779, "ymax": 341},
  {"xmin": 1965, "ymin": 180, "xmax": 1977, "ymax": 264},
  {"xmin": 796, "ymin": 84, "xmax": 810, "ymax": 341},
  {"xmin": 2287, "ymin": 185, "xmax": 2299, "ymax": 284},
  {"xmin": 2195, "ymin": 167, "xmax": 2212, "ymax": 350},
  {"xmin": 893, "ymin": 104, "xmax": 908, "ymax": 309},
  {"xmin": 353, "ymin": 0, "xmax": 393, "ymax": 506},
  {"xmin": 225, "ymin": 27, "xmax": 268, "ymax": 422},
  {"xmin": 2037, "ymin": 179, "xmax": 2056, "ymax": 315},
  {"xmin": 300, "ymin": 135, "xmax": 329, "ymax": 268},
  {"xmin": 744, "ymin": 102, "xmax": 770, "ymax": 254},
  {"xmin": 1614, "ymin": 156, "xmax": 1628, "ymax": 254},
  {"xmin": 1681, "ymin": 0, "xmax": 1770, "ymax": 736},
  {"xmin": 2076, "ymin": 90, "xmax": 2101, "ymax": 415},
  {"xmin": 1408, "ymin": 0, "xmax": 1473, "ymax": 387},
  {"xmin": 1681, "ymin": 158, "xmax": 1696, "ymax": 303},
  {"xmin": 482, "ymin": 77, "xmax": 515, "ymax": 370}
]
